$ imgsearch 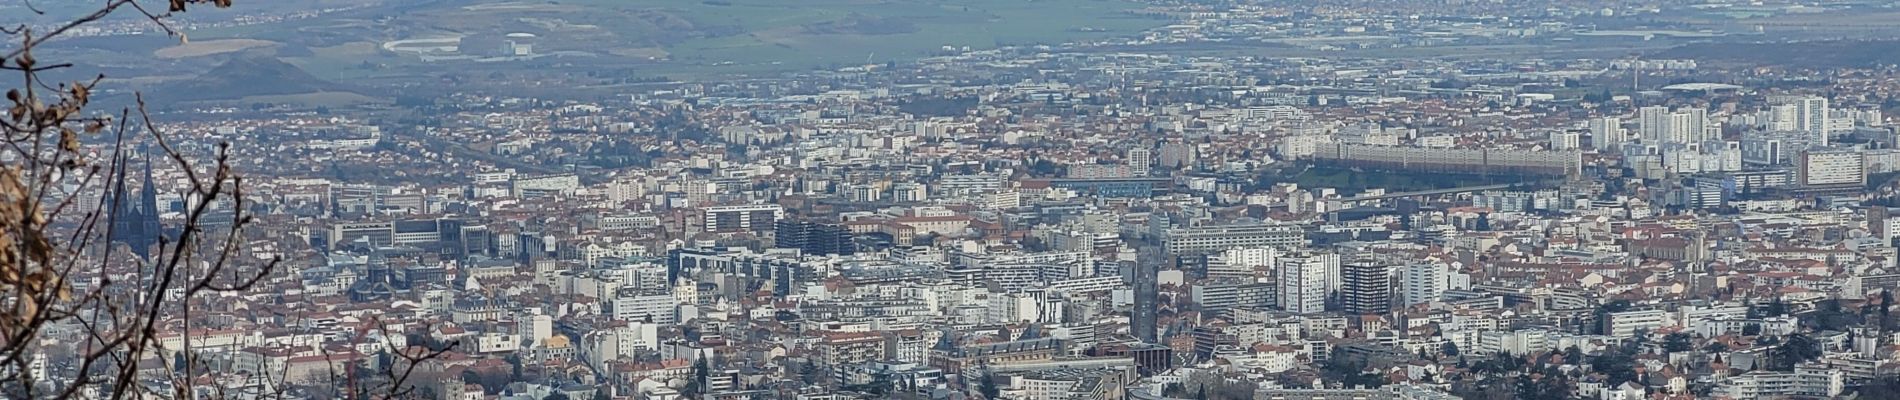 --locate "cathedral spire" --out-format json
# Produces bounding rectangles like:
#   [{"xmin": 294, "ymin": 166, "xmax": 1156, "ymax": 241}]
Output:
[
  {"xmin": 138, "ymin": 151, "xmax": 161, "ymax": 254},
  {"xmin": 140, "ymin": 151, "xmax": 159, "ymax": 215},
  {"xmin": 107, "ymin": 146, "xmax": 162, "ymax": 260}
]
